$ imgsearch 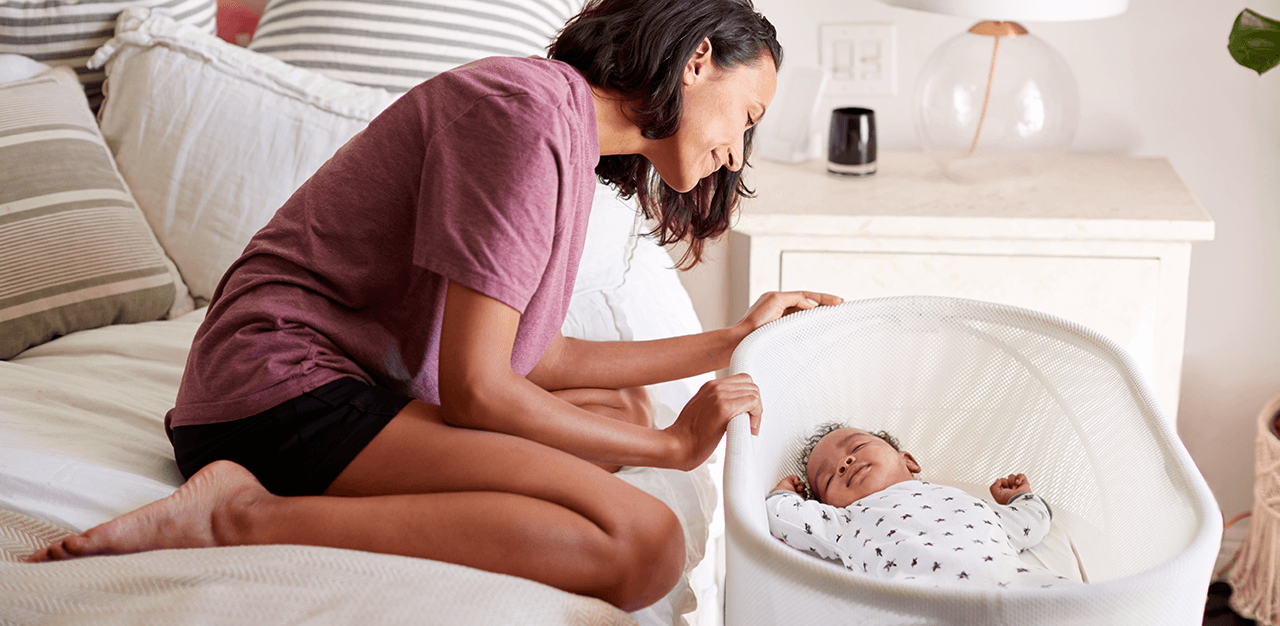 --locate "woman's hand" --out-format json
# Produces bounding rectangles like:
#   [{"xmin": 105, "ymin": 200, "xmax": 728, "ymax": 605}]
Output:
[
  {"xmin": 989, "ymin": 473, "xmax": 1032, "ymax": 505},
  {"xmin": 661, "ymin": 373, "xmax": 762, "ymax": 471},
  {"xmin": 731, "ymin": 291, "xmax": 843, "ymax": 343}
]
